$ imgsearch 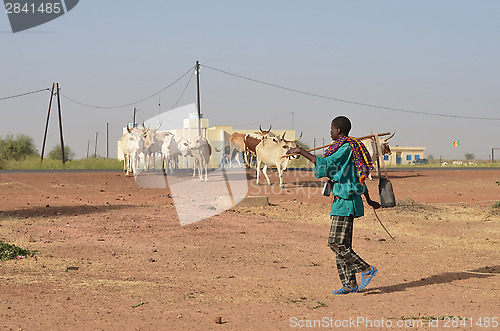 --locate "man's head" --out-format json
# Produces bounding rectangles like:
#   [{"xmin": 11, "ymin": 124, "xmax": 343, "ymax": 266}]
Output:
[{"xmin": 330, "ymin": 116, "xmax": 351, "ymax": 140}]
